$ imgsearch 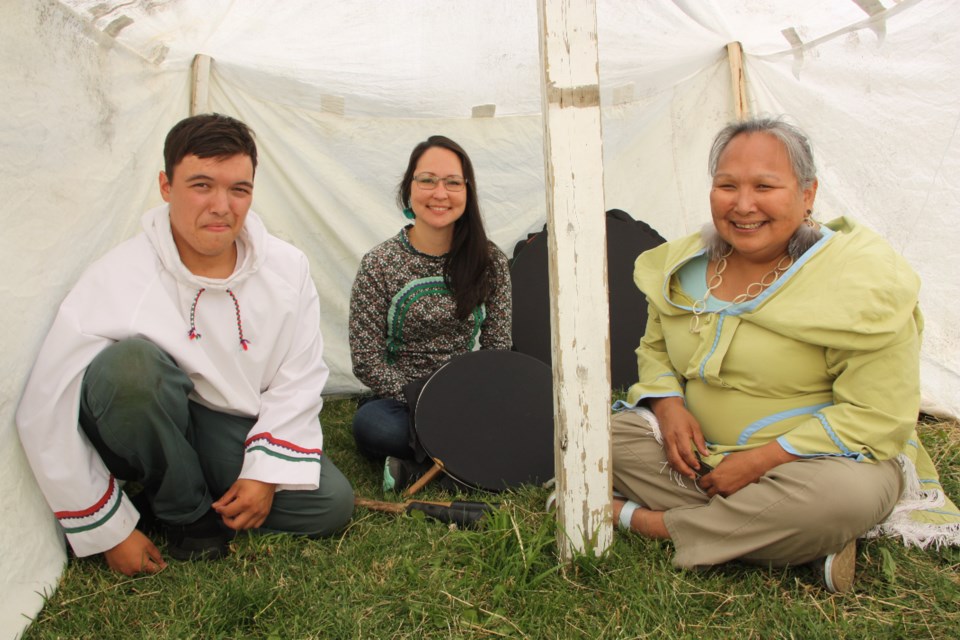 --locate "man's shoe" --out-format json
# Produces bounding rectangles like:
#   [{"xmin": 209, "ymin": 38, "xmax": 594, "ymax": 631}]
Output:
[
  {"xmin": 820, "ymin": 539, "xmax": 856, "ymax": 593},
  {"xmin": 162, "ymin": 509, "xmax": 229, "ymax": 561}
]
